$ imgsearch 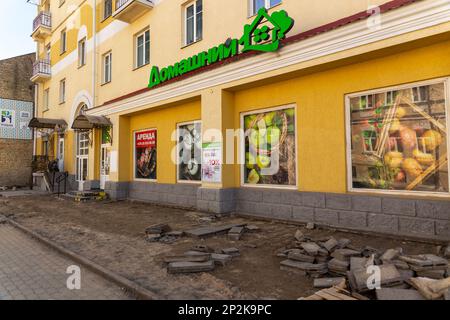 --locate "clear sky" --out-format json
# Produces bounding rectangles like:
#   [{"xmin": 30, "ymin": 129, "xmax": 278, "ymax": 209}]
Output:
[{"xmin": 0, "ymin": 0, "xmax": 36, "ymax": 60}]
